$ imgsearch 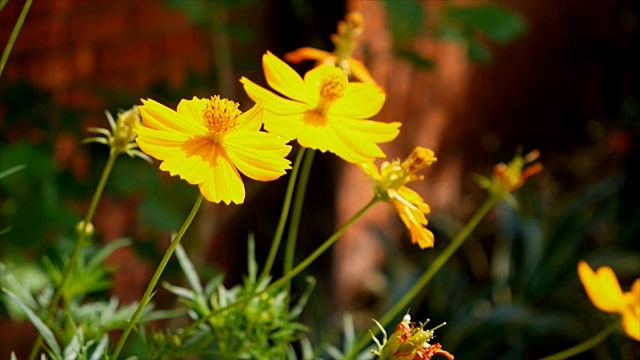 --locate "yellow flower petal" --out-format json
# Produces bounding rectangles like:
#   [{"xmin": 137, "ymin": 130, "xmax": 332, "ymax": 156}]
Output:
[
  {"xmin": 197, "ymin": 146, "xmax": 245, "ymax": 204},
  {"xmin": 393, "ymin": 194, "xmax": 434, "ymax": 249},
  {"xmin": 240, "ymin": 77, "xmax": 309, "ymax": 115},
  {"xmin": 348, "ymin": 57, "xmax": 376, "ymax": 84},
  {"xmin": 139, "ymin": 99, "xmax": 206, "ymax": 135},
  {"xmin": 262, "ymin": 112, "xmax": 305, "ymax": 142},
  {"xmin": 331, "ymin": 82, "xmax": 386, "ymax": 119},
  {"xmin": 263, "ymin": 51, "xmax": 311, "ymax": 103},
  {"xmin": 158, "ymin": 137, "xmax": 213, "ymax": 185},
  {"xmin": 578, "ymin": 261, "xmax": 627, "ymax": 313},
  {"xmin": 330, "ymin": 114, "xmax": 400, "ymax": 143},
  {"xmin": 224, "ymin": 131, "xmax": 292, "ymax": 181},
  {"xmin": 136, "ymin": 126, "xmax": 191, "ymax": 158},
  {"xmin": 285, "ymin": 47, "xmax": 332, "ymax": 63},
  {"xmin": 235, "ymin": 102, "xmax": 263, "ymax": 132},
  {"xmin": 176, "ymin": 97, "xmax": 207, "ymax": 121}
]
